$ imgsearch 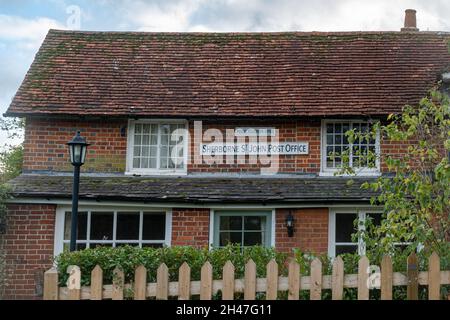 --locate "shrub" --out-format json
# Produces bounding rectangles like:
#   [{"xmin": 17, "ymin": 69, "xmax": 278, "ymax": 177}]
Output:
[{"xmin": 55, "ymin": 244, "xmax": 288, "ymax": 287}]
